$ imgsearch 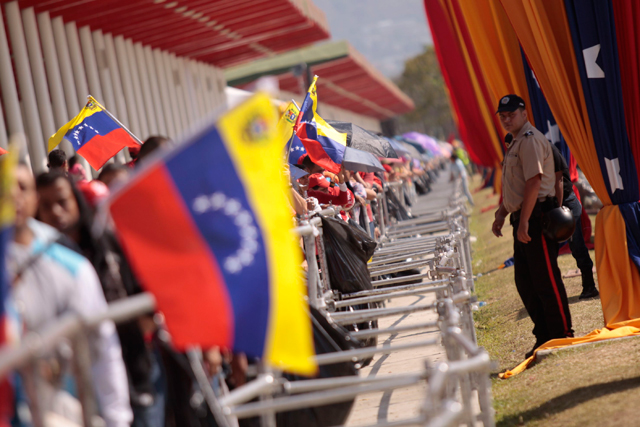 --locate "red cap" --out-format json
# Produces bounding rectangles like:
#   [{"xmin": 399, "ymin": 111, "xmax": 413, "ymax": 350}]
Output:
[
  {"xmin": 78, "ymin": 180, "xmax": 110, "ymax": 208},
  {"xmin": 308, "ymin": 173, "xmax": 330, "ymax": 189},
  {"xmin": 128, "ymin": 145, "xmax": 141, "ymax": 158},
  {"xmin": 383, "ymin": 164, "xmax": 393, "ymax": 173},
  {"xmin": 297, "ymin": 153, "xmax": 308, "ymax": 165}
]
